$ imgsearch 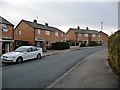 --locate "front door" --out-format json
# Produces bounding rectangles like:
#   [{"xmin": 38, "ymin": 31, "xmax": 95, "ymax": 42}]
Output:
[{"xmin": 2, "ymin": 42, "xmax": 9, "ymax": 54}]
